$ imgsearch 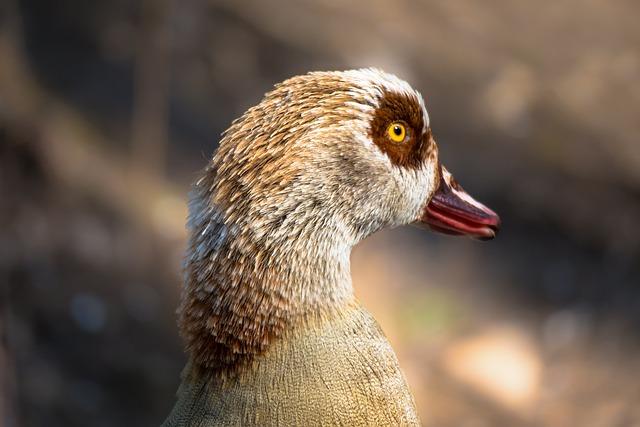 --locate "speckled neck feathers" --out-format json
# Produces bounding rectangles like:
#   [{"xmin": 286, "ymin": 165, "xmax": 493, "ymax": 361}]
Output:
[{"xmin": 179, "ymin": 164, "xmax": 354, "ymax": 375}]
